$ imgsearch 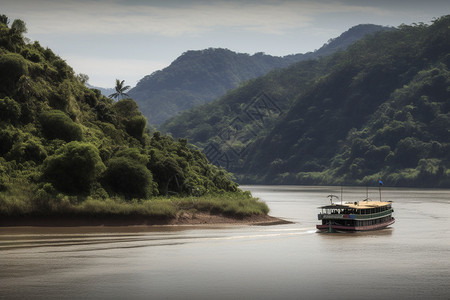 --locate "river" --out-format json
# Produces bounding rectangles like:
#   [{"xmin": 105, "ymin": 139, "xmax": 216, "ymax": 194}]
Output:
[{"xmin": 1, "ymin": 186, "xmax": 449, "ymax": 299}]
